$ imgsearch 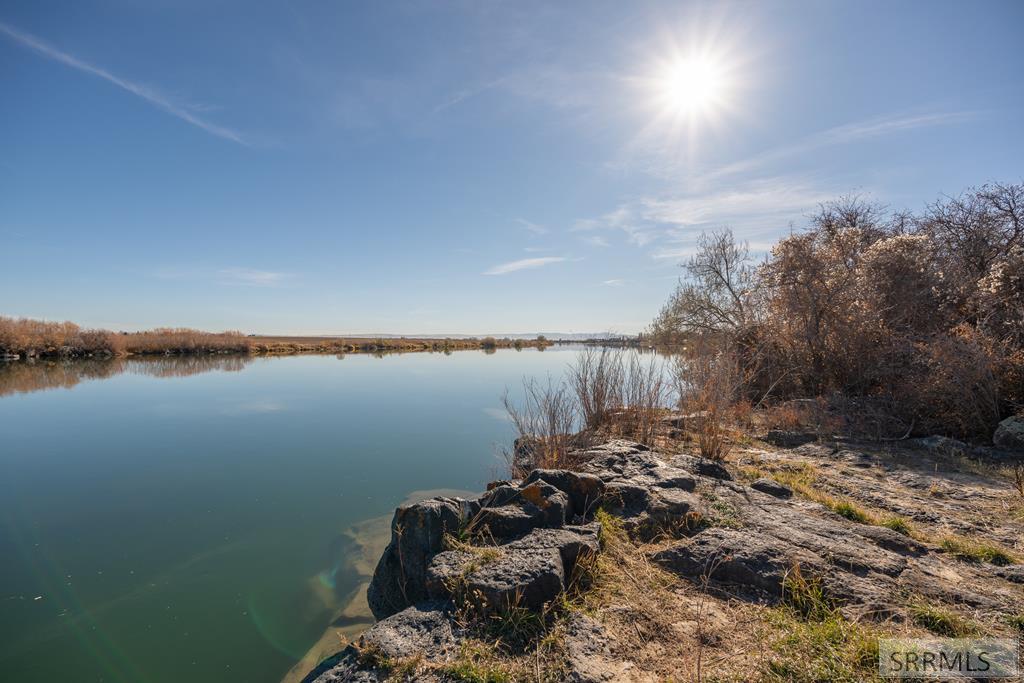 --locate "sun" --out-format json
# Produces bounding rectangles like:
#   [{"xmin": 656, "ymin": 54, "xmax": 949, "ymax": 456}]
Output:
[{"xmin": 657, "ymin": 56, "xmax": 727, "ymax": 117}]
